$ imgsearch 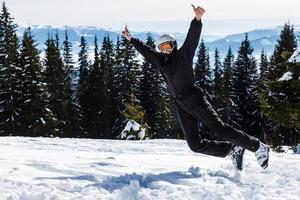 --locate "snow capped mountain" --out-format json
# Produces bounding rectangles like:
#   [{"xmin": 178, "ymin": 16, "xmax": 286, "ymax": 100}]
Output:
[
  {"xmin": 17, "ymin": 24, "xmax": 120, "ymax": 50},
  {"xmin": 205, "ymin": 26, "xmax": 295, "ymax": 59},
  {"xmin": 17, "ymin": 23, "xmax": 300, "ymax": 60}
]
